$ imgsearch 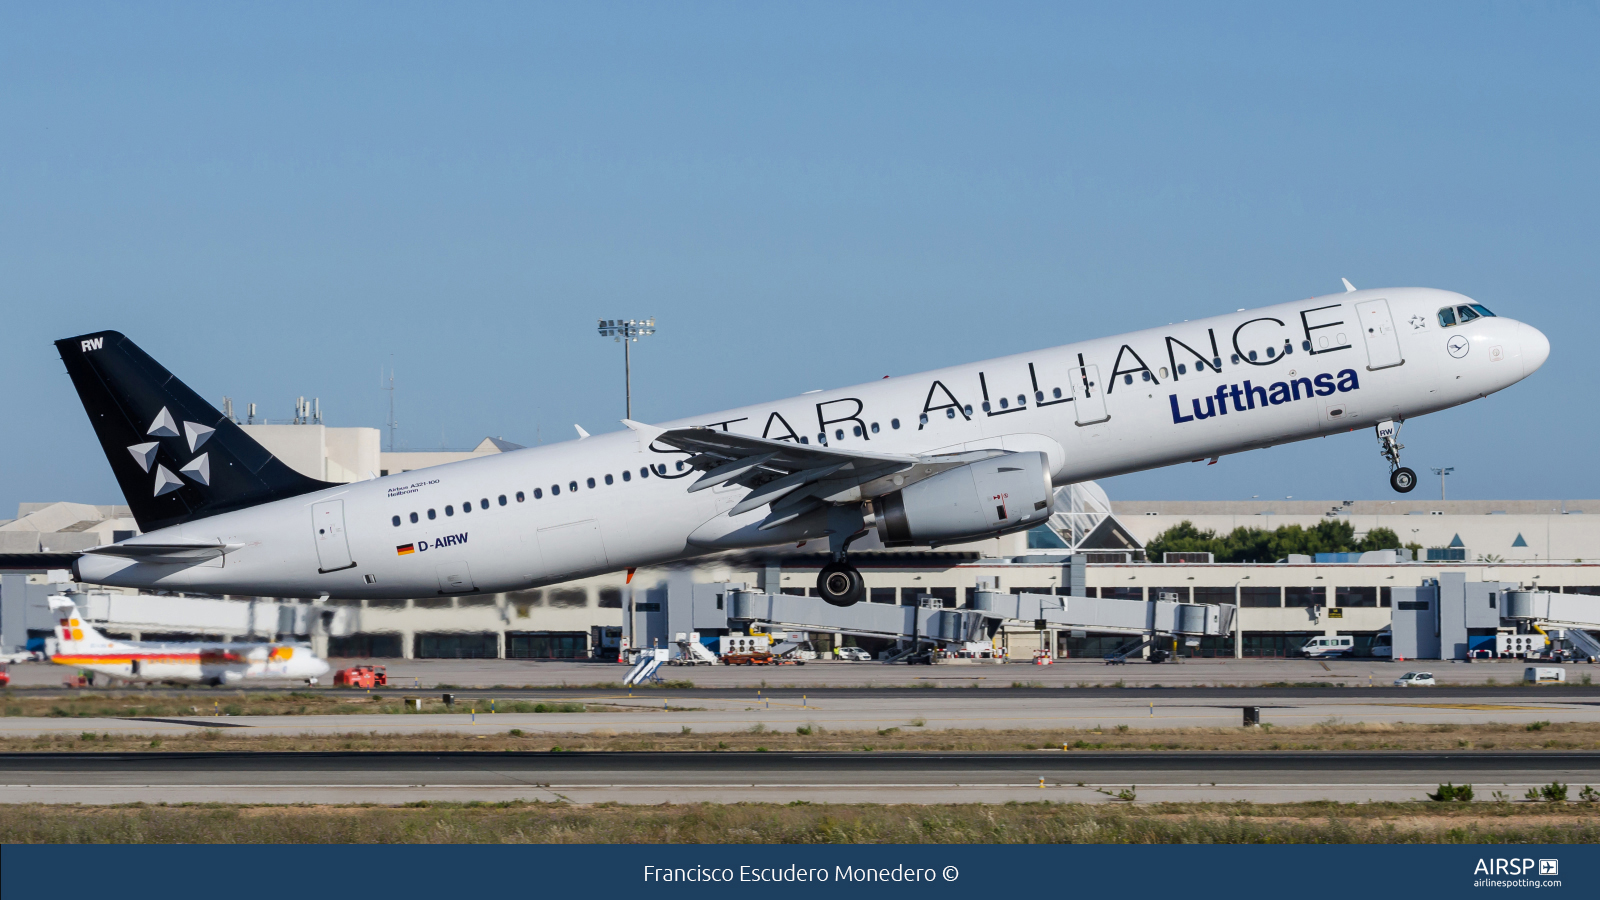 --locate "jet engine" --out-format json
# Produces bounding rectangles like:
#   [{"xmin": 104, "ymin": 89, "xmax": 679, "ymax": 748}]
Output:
[{"xmin": 875, "ymin": 451, "xmax": 1054, "ymax": 547}]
